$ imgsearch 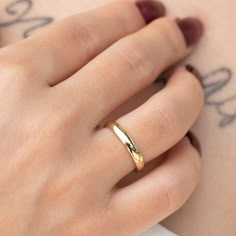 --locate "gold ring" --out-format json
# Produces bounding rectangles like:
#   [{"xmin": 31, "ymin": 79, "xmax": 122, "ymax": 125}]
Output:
[{"xmin": 105, "ymin": 121, "xmax": 144, "ymax": 171}]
